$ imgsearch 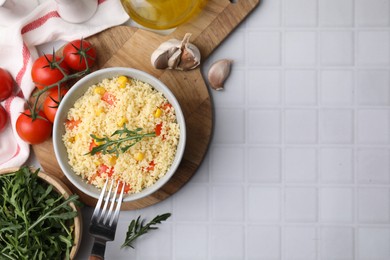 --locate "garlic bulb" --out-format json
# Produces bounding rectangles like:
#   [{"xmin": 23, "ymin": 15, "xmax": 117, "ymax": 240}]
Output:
[
  {"xmin": 207, "ymin": 59, "xmax": 233, "ymax": 91},
  {"xmin": 151, "ymin": 33, "xmax": 201, "ymax": 71}
]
